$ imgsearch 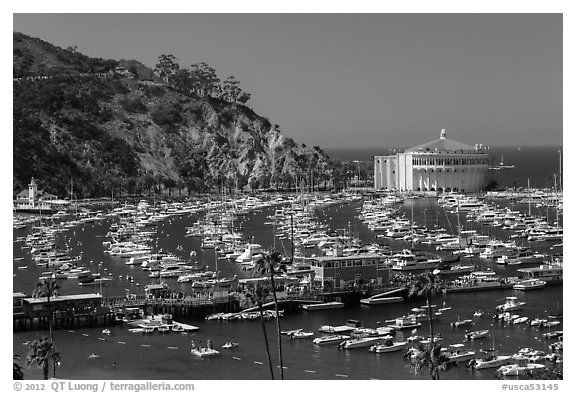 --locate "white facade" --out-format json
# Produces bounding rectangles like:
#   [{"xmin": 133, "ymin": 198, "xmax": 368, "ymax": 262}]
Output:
[{"xmin": 374, "ymin": 130, "xmax": 489, "ymax": 192}]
